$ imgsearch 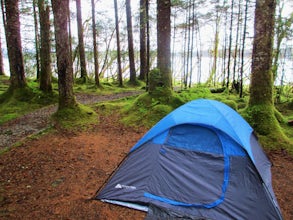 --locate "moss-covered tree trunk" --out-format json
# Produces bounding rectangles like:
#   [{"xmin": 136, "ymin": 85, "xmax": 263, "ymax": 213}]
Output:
[
  {"xmin": 52, "ymin": 0, "xmax": 76, "ymax": 110},
  {"xmin": 38, "ymin": 0, "xmax": 52, "ymax": 92},
  {"xmin": 248, "ymin": 0, "xmax": 283, "ymax": 138},
  {"xmin": 4, "ymin": 0, "xmax": 26, "ymax": 89},
  {"xmin": 150, "ymin": 0, "xmax": 171, "ymax": 94}
]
